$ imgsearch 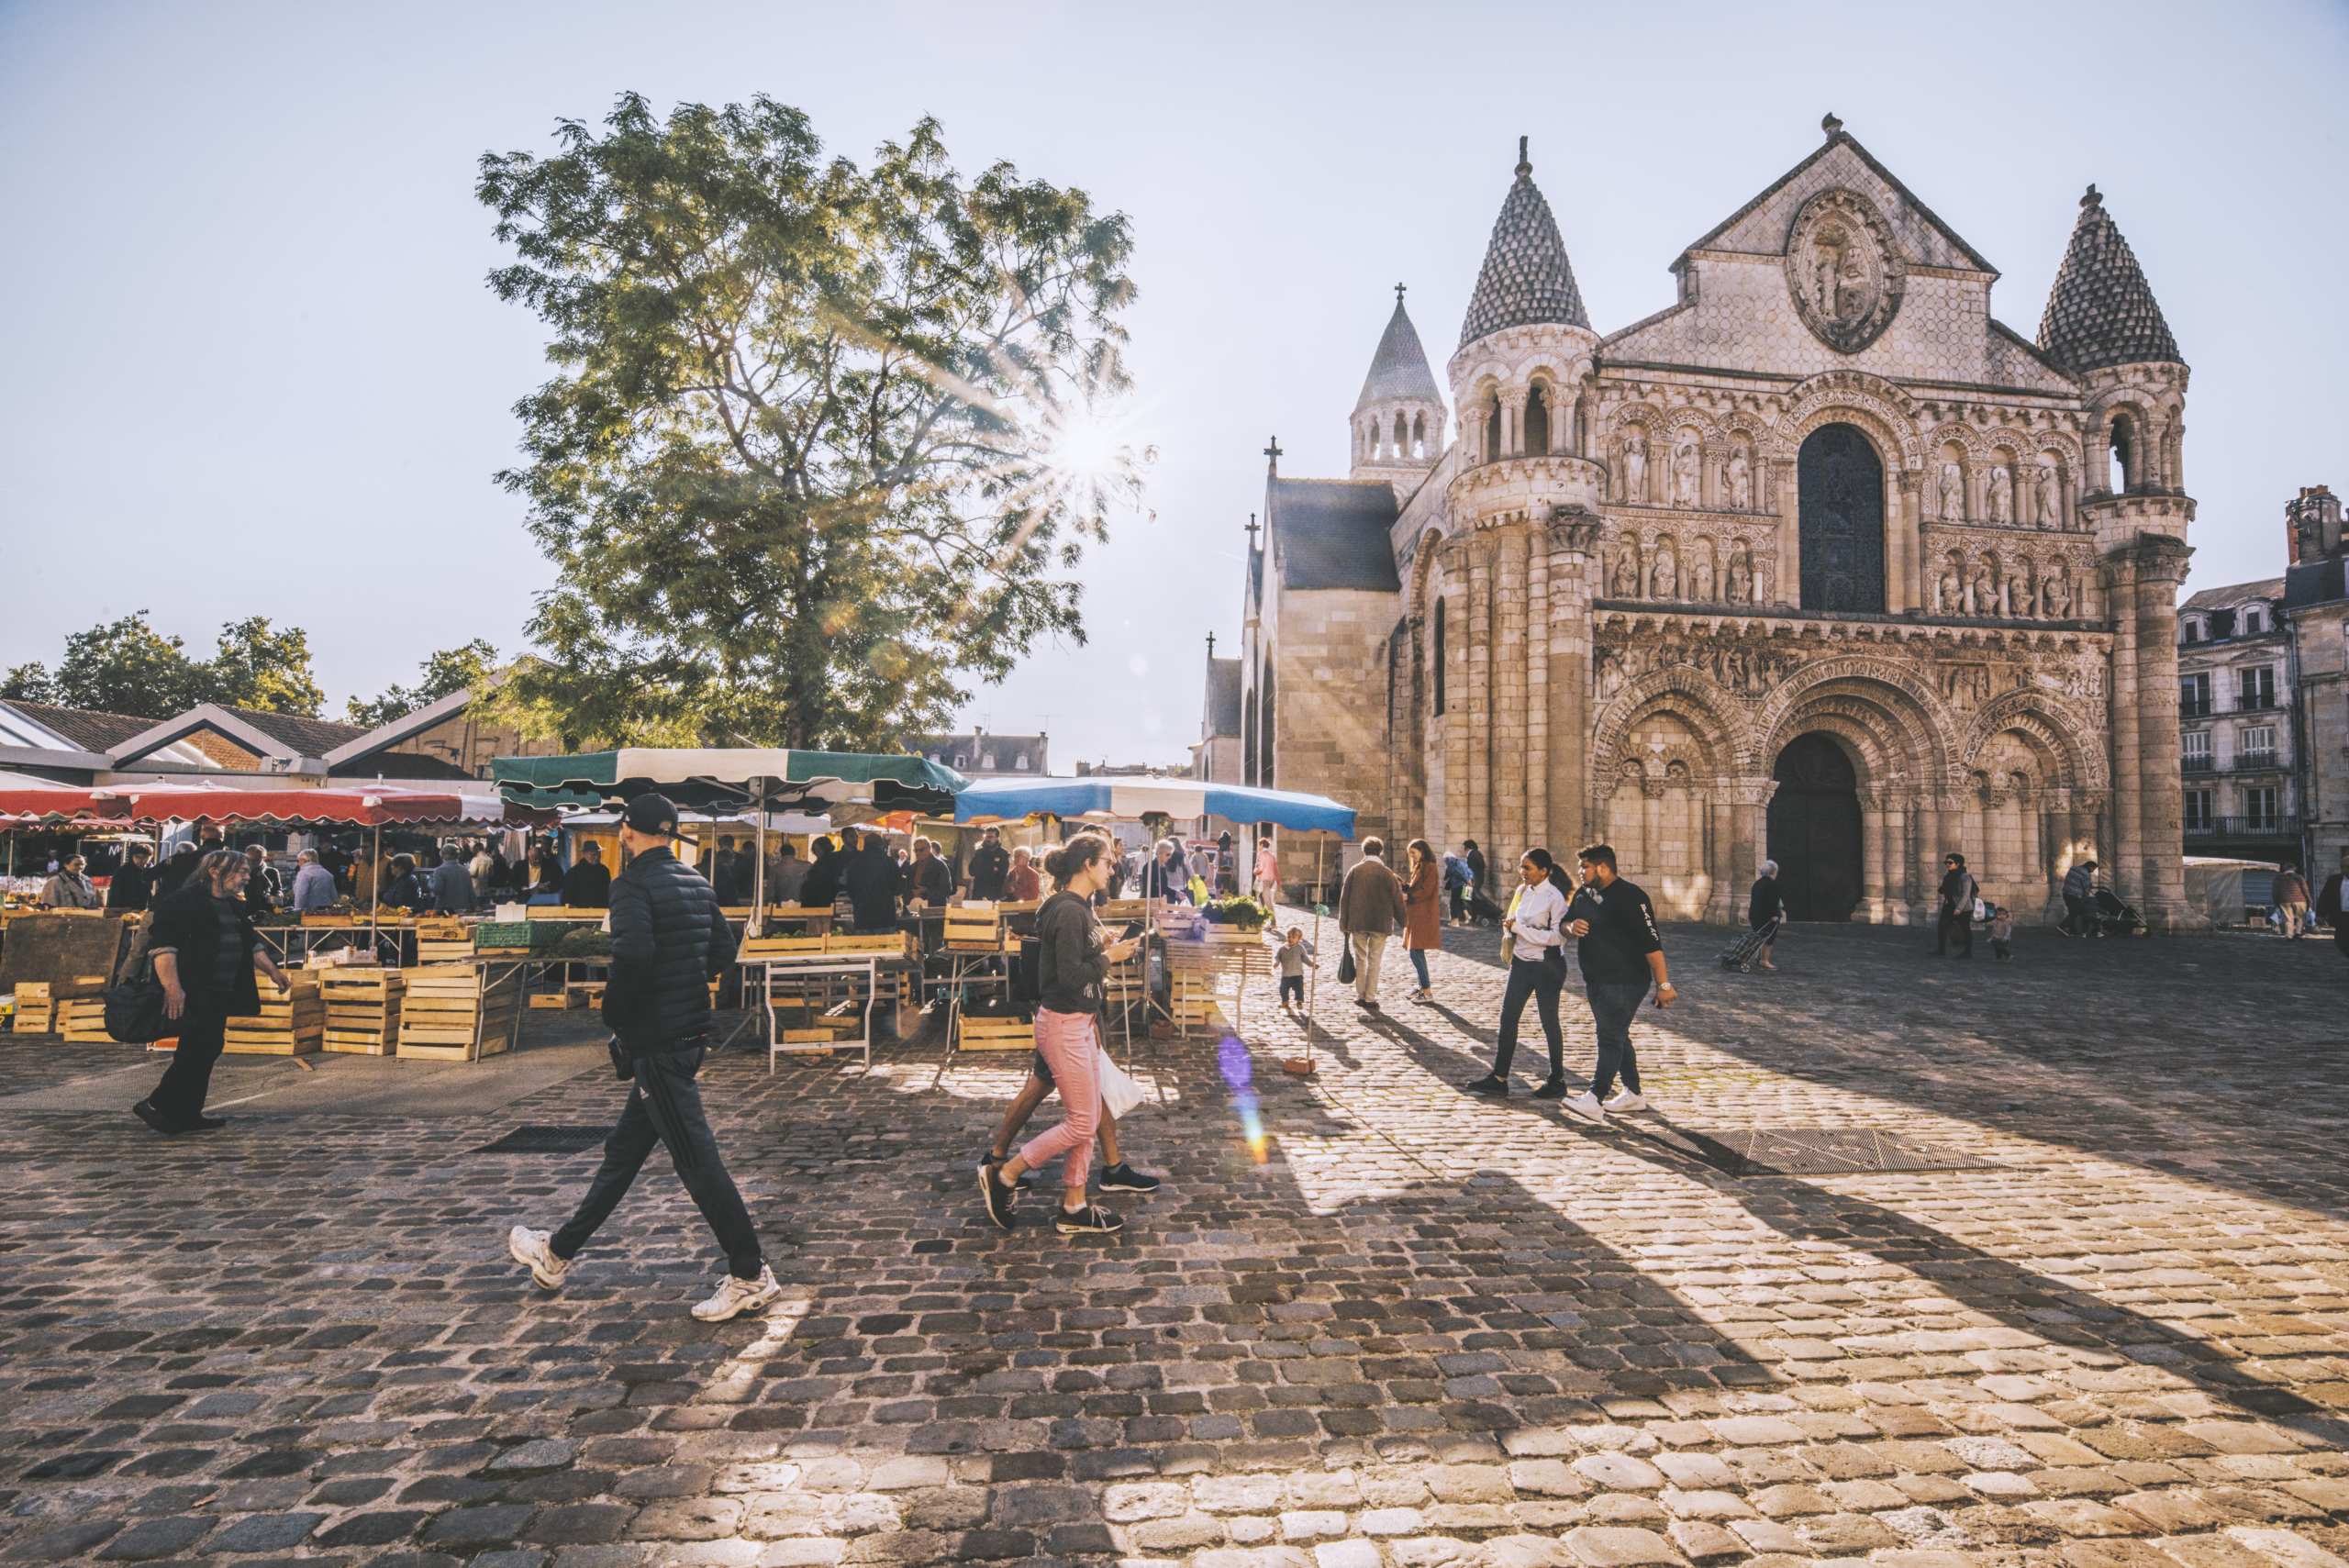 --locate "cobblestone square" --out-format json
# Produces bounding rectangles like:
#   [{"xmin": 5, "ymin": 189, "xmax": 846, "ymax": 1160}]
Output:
[{"xmin": 1, "ymin": 917, "xmax": 2343, "ymax": 1568}]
